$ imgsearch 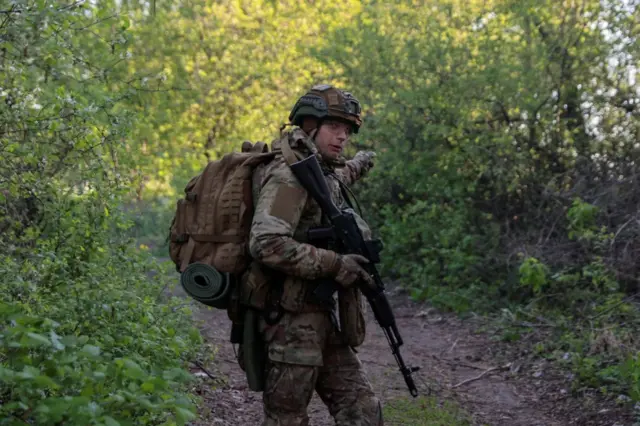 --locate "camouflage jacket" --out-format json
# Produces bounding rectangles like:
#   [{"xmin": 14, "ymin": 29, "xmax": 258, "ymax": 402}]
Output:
[{"xmin": 242, "ymin": 127, "xmax": 373, "ymax": 313}]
